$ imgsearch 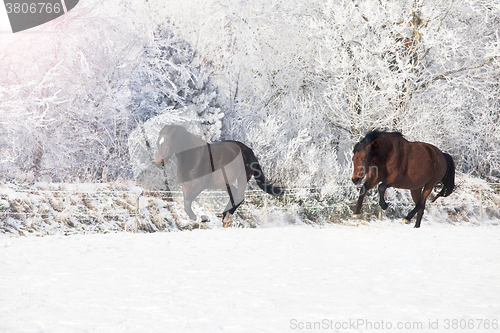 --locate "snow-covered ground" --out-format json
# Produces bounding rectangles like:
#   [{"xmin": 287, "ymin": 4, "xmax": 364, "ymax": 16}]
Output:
[{"xmin": 1, "ymin": 222, "xmax": 499, "ymax": 333}]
